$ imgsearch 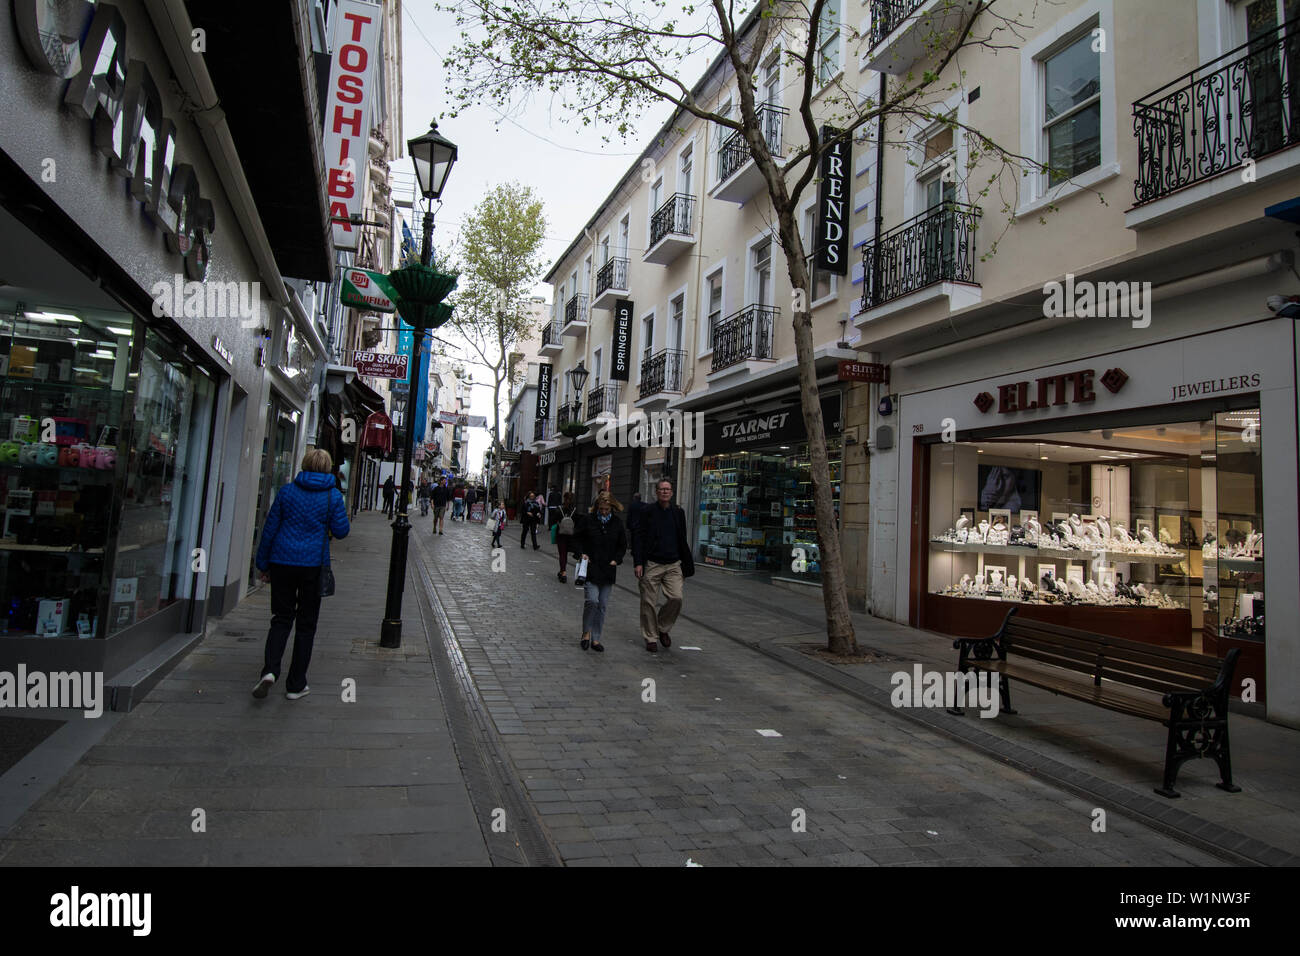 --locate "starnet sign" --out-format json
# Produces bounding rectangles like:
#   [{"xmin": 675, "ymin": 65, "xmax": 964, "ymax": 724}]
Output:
[{"xmin": 325, "ymin": 0, "xmax": 380, "ymax": 251}]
